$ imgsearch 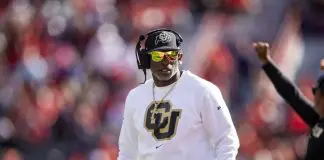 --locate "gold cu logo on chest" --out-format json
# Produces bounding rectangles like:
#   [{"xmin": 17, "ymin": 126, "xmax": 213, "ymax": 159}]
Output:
[{"xmin": 144, "ymin": 101, "xmax": 182, "ymax": 140}]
